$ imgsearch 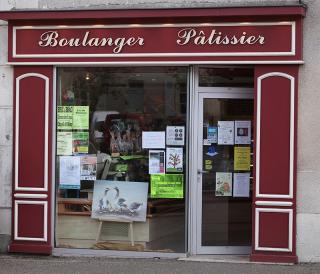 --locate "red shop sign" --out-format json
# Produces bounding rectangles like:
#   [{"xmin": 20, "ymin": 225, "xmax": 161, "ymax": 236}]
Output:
[{"xmin": 12, "ymin": 22, "xmax": 296, "ymax": 59}]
